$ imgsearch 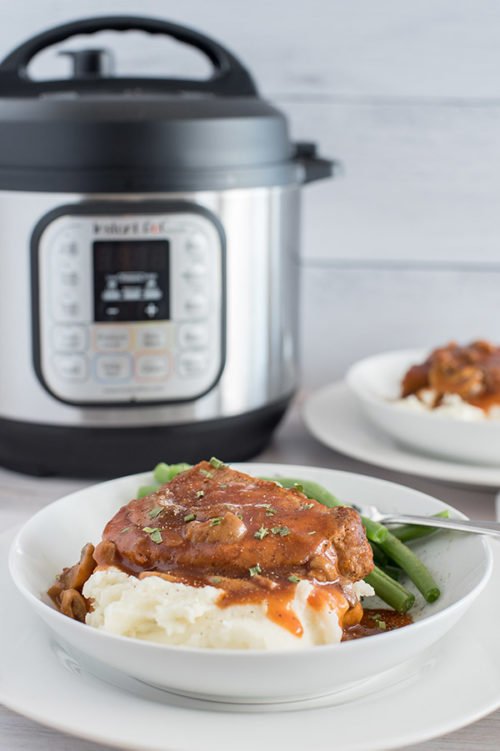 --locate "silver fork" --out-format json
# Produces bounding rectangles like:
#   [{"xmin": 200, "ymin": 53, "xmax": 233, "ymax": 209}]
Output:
[{"xmin": 351, "ymin": 503, "xmax": 500, "ymax": 539}]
